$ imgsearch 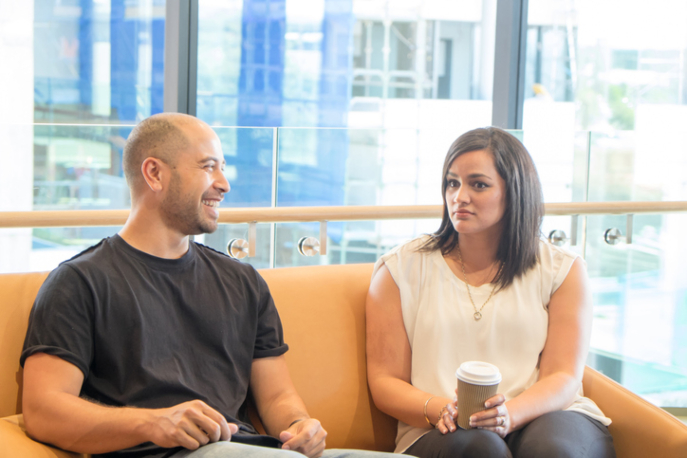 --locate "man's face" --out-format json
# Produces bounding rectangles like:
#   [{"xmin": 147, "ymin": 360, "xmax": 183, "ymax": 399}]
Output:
[{"xmin": 159, "ymin": 124, "xmax": 230, "ymax": 236}]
